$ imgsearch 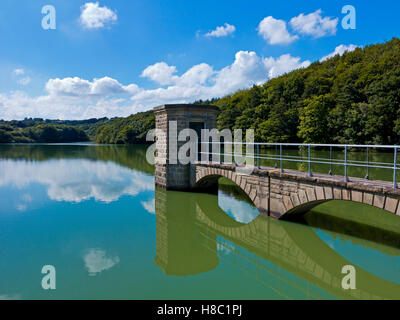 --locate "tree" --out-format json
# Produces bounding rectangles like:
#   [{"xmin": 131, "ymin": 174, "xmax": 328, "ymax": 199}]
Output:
[
  {"xmin": 298, "ymin": 94, "xmax": 333, "ymax": 143},
  {"xmin": 0, "ymin": 129, "xmax": 12, "ymax": 143}
]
